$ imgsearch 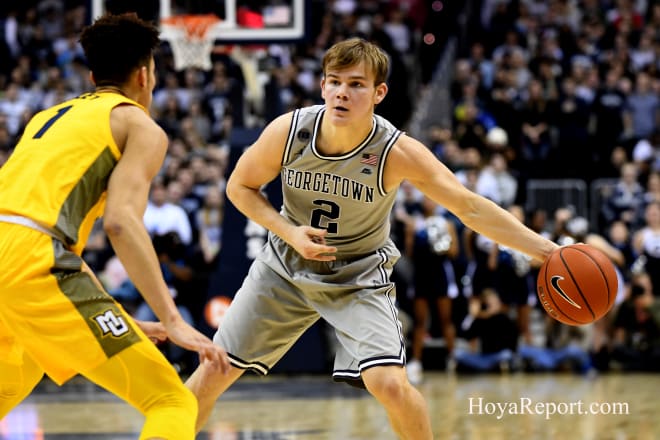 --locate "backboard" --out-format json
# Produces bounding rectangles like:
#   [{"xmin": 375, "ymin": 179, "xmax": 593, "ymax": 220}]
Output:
[{"xmin": 91, "ymin": 0, "xmax": 309, "ymax": 43}]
